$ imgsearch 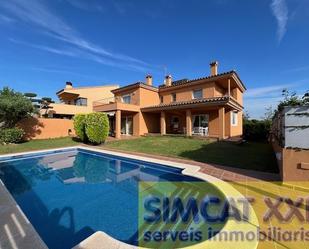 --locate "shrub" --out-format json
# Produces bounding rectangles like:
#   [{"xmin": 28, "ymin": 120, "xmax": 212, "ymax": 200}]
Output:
[
  {"xmin": 73, "ymin": 114, "xmax": 87, "ymax": 142},
  {"xmin": 0, "ymin": 127, "xmax": 25, "ymax": 144},
  {"xmin": 85, "ymin": 113, "xmax": 109, "ymax": 144},
  {"xmin": 243, "ymin": 119, "xmax": 271, "ymax": 141}
]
